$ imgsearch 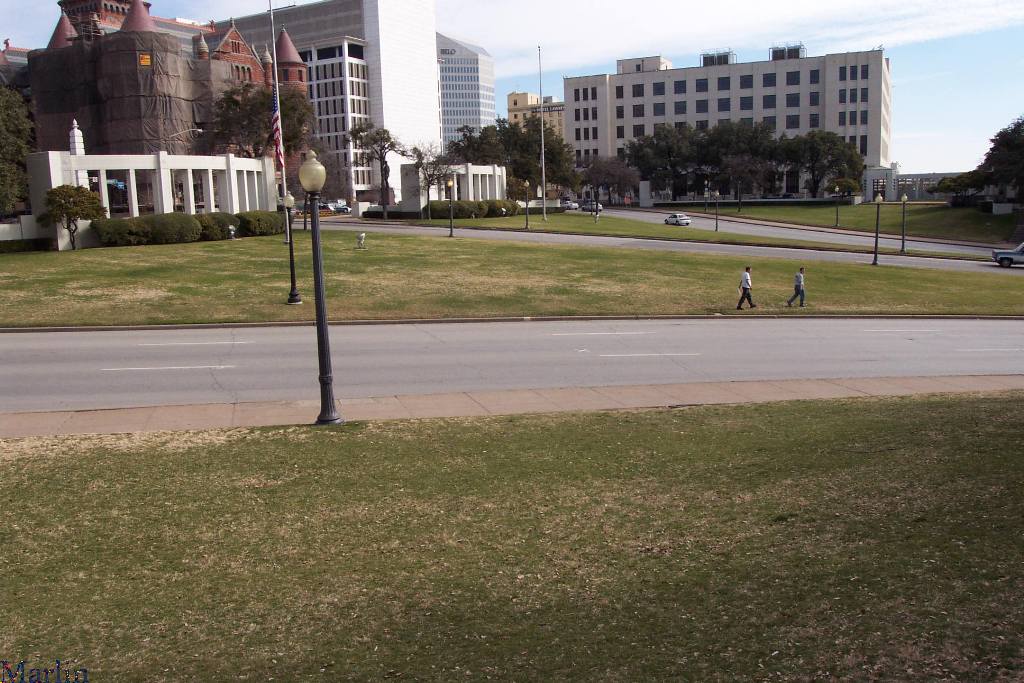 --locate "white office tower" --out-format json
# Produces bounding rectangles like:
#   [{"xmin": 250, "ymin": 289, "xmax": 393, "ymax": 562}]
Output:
[{"xmin": 437, "ymin": 33, "xmax": 497, "ymax": 146}]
